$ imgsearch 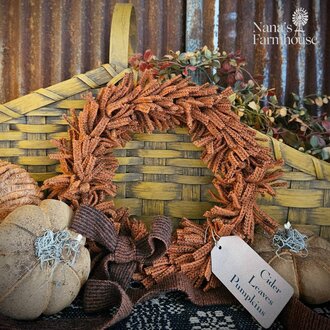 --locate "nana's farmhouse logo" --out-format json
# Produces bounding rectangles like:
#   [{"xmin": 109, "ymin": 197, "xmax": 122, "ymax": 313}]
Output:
[{"xmin": 253, "ymin": 8, "xmax": 317, "ymax": 45}]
